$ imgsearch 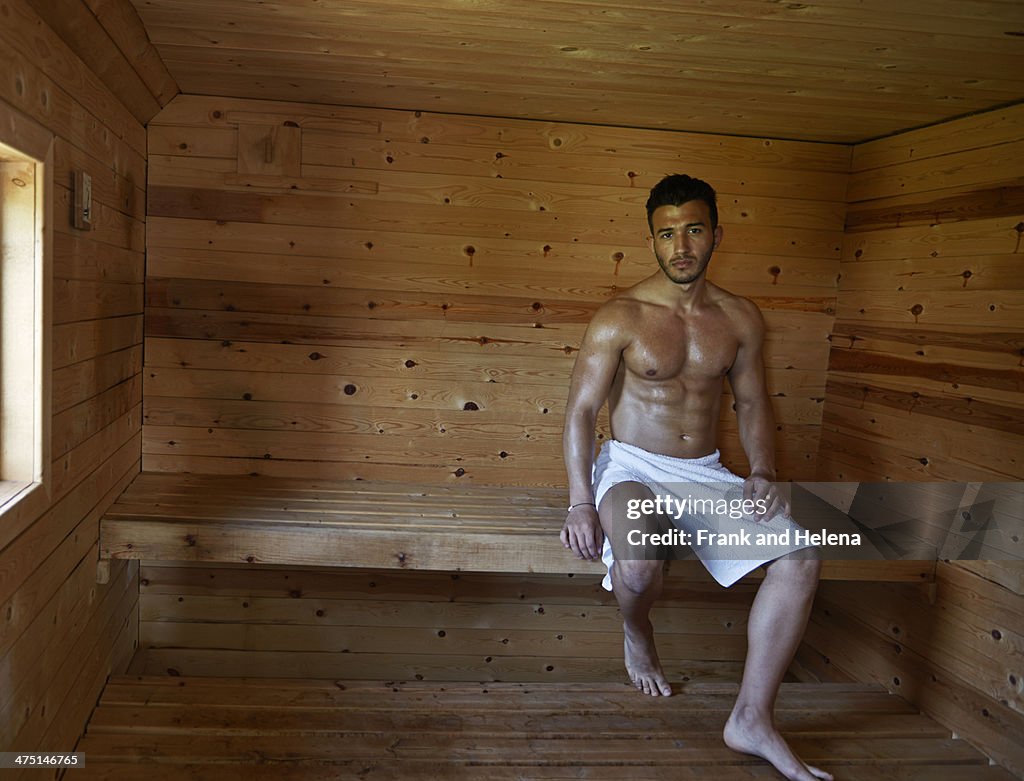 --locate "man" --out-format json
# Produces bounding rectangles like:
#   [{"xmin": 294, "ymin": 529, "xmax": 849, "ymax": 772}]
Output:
[{"xmin": 561, "ymin": 174, "xmax": 831, "ymax": 781}]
